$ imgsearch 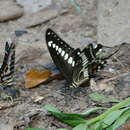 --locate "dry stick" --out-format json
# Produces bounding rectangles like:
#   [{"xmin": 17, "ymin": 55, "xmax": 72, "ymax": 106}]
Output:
[
  {"xmin": 102, "ymin": 71, "xmax": 130, "ymax": 83},
  {"xmin": 102, "ymin": 54, "xmax": 130, "ymax": 82},
  {"xmin": 113, "ymin": 55, "xmax": 126, "ymax": 69}
]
